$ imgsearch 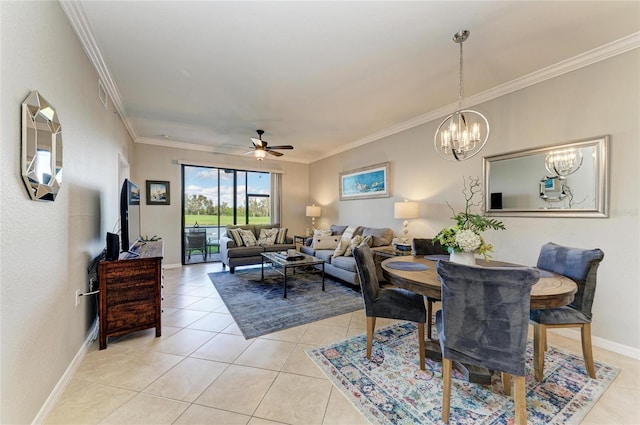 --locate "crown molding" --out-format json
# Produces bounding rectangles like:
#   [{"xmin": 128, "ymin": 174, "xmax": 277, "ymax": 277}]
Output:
[
  {"xmin": 59, "ymin": 1, "xmax": 138, "ymax": 141},
  {"xmin": 136, "ymin": 137, "xmax": 213, "ymax": 152},
  {"xmin": 313, "ymin": 32, "xmax": 640, "ymax": 162},
  {"xmin": 136, "ymin": 137, "xmax": 309, "ymax": 164}
]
